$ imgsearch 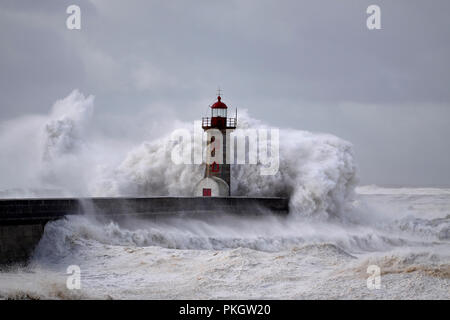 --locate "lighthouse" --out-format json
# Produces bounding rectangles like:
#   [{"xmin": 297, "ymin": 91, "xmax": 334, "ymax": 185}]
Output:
[{"xmin": 194, "ymin": 92, "xmax": 237, "ymax": 197}]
